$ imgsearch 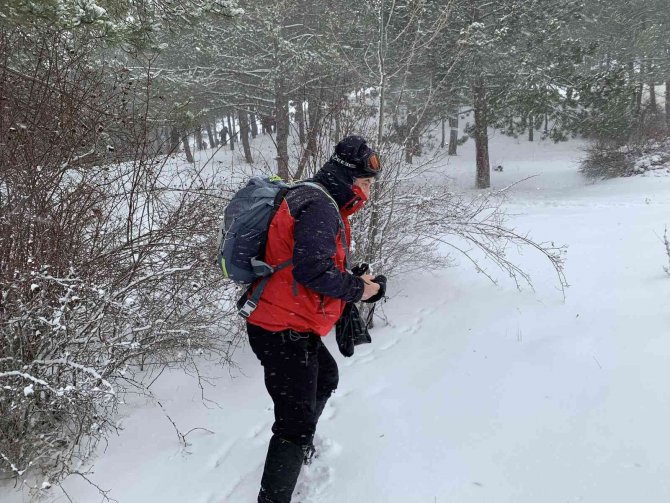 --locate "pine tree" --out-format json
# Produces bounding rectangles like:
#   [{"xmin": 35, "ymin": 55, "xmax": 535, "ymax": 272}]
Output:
[{"xmin": 437, "ymin": 0, "xmax": 586, "ymax": 188}]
